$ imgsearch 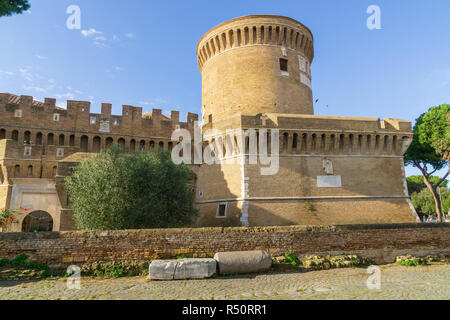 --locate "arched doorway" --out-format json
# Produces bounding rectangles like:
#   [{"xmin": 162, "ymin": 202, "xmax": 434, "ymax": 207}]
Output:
[
  {"xmin": 21, "ymin": 211, "xmax": 54, "ymax": 232},
  {"xmin": 80, "ymin": 135, "xmax": 89, "ymax": 152},
  {"xmin": 93, "ymin": 136, "xmax": 101, "ymax": 153}
]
